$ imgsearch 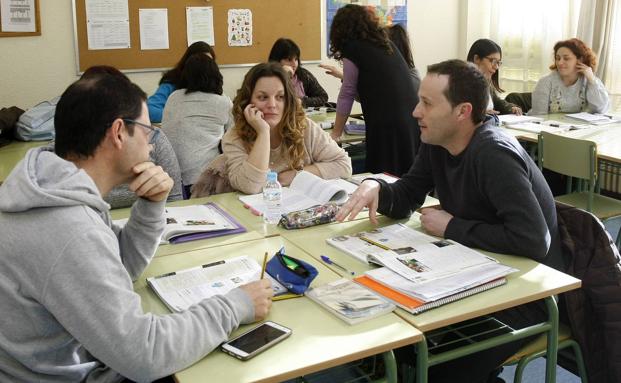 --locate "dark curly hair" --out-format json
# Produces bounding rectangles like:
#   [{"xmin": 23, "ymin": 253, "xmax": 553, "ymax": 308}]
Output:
[
  {"xmin": 329, "ymin": 4, "xmax": 392, "ymax": 60},
  {"xmin": 232, "ymin": 62, "xmax": 307, "ymax": 170},
  {"xmin": 550, "ymin": 38, "xmax": 597, "ymax": 71}
]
